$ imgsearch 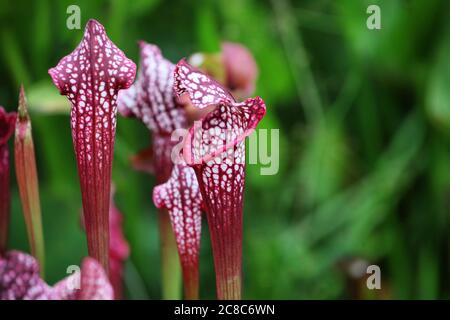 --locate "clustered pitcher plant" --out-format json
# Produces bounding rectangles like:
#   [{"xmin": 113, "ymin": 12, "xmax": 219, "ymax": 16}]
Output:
[
  {"xmin": 0, "ymin": 18, "xmax": 266, "ymax": 300},
  {"xmin": 1, "ymin": 85, "xmax": 113, "ymax": 299}
]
